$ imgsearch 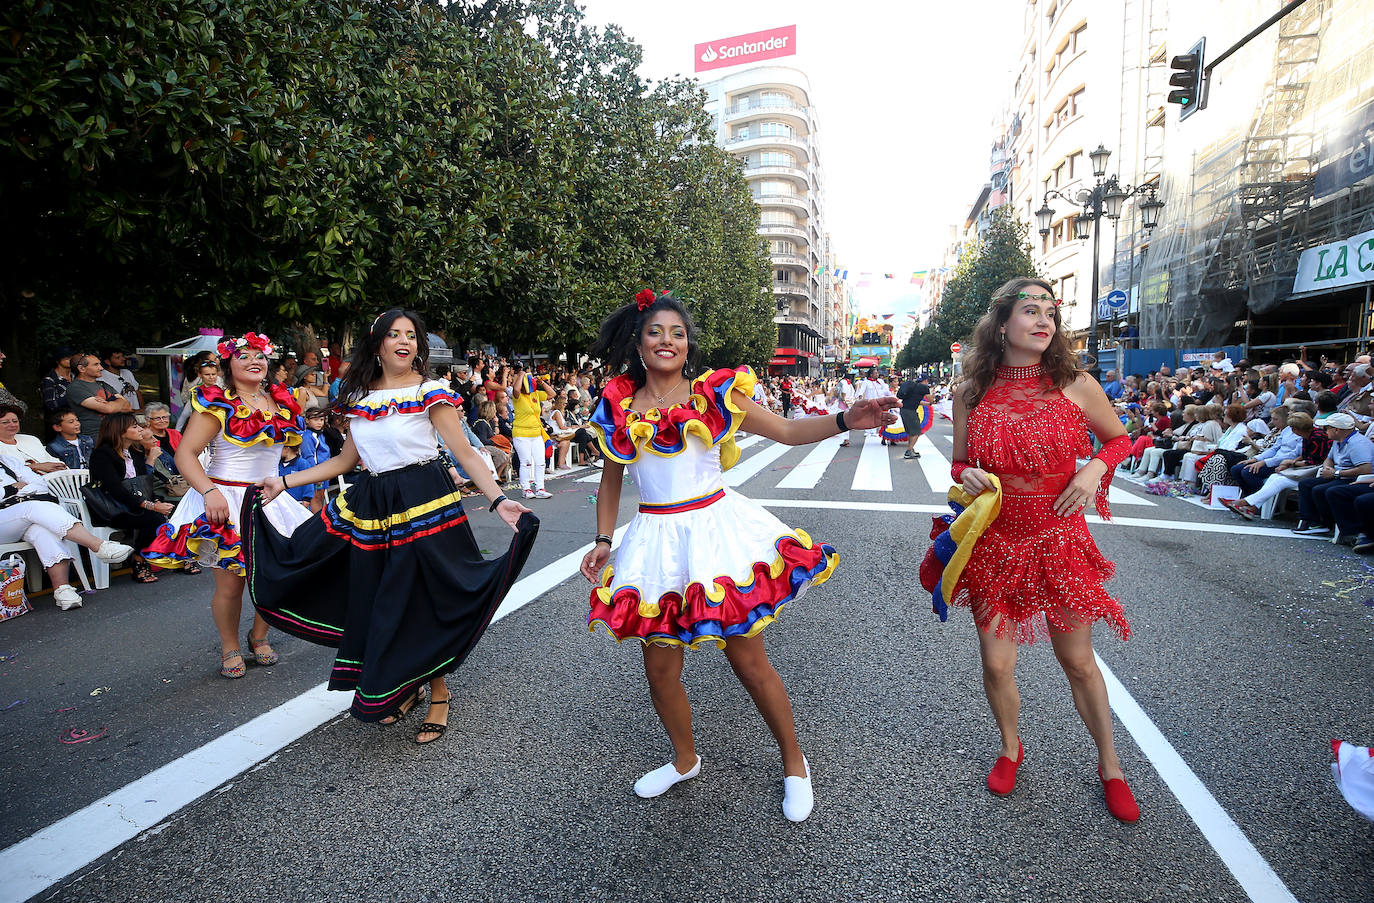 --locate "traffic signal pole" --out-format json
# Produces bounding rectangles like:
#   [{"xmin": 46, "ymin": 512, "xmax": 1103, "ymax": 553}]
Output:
[{"xmin": 1169, "ymin": 0, "xmax": 1310, "ymax": 119}]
